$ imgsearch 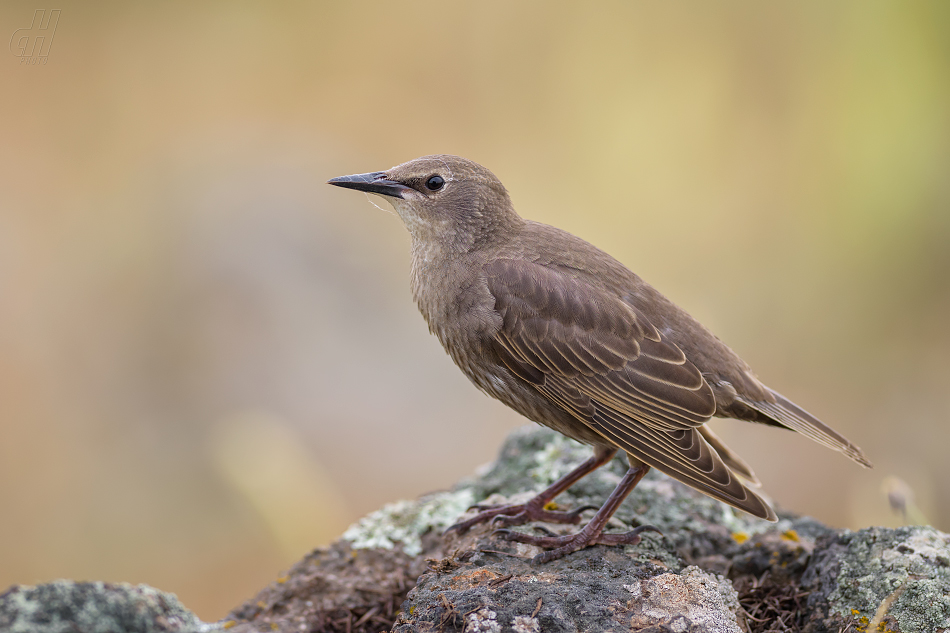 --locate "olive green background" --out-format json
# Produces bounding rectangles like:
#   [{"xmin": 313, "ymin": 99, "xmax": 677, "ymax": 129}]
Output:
[{"xmin": 2, "ymin": 0, "xmax": 948, "ymax": 620}]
